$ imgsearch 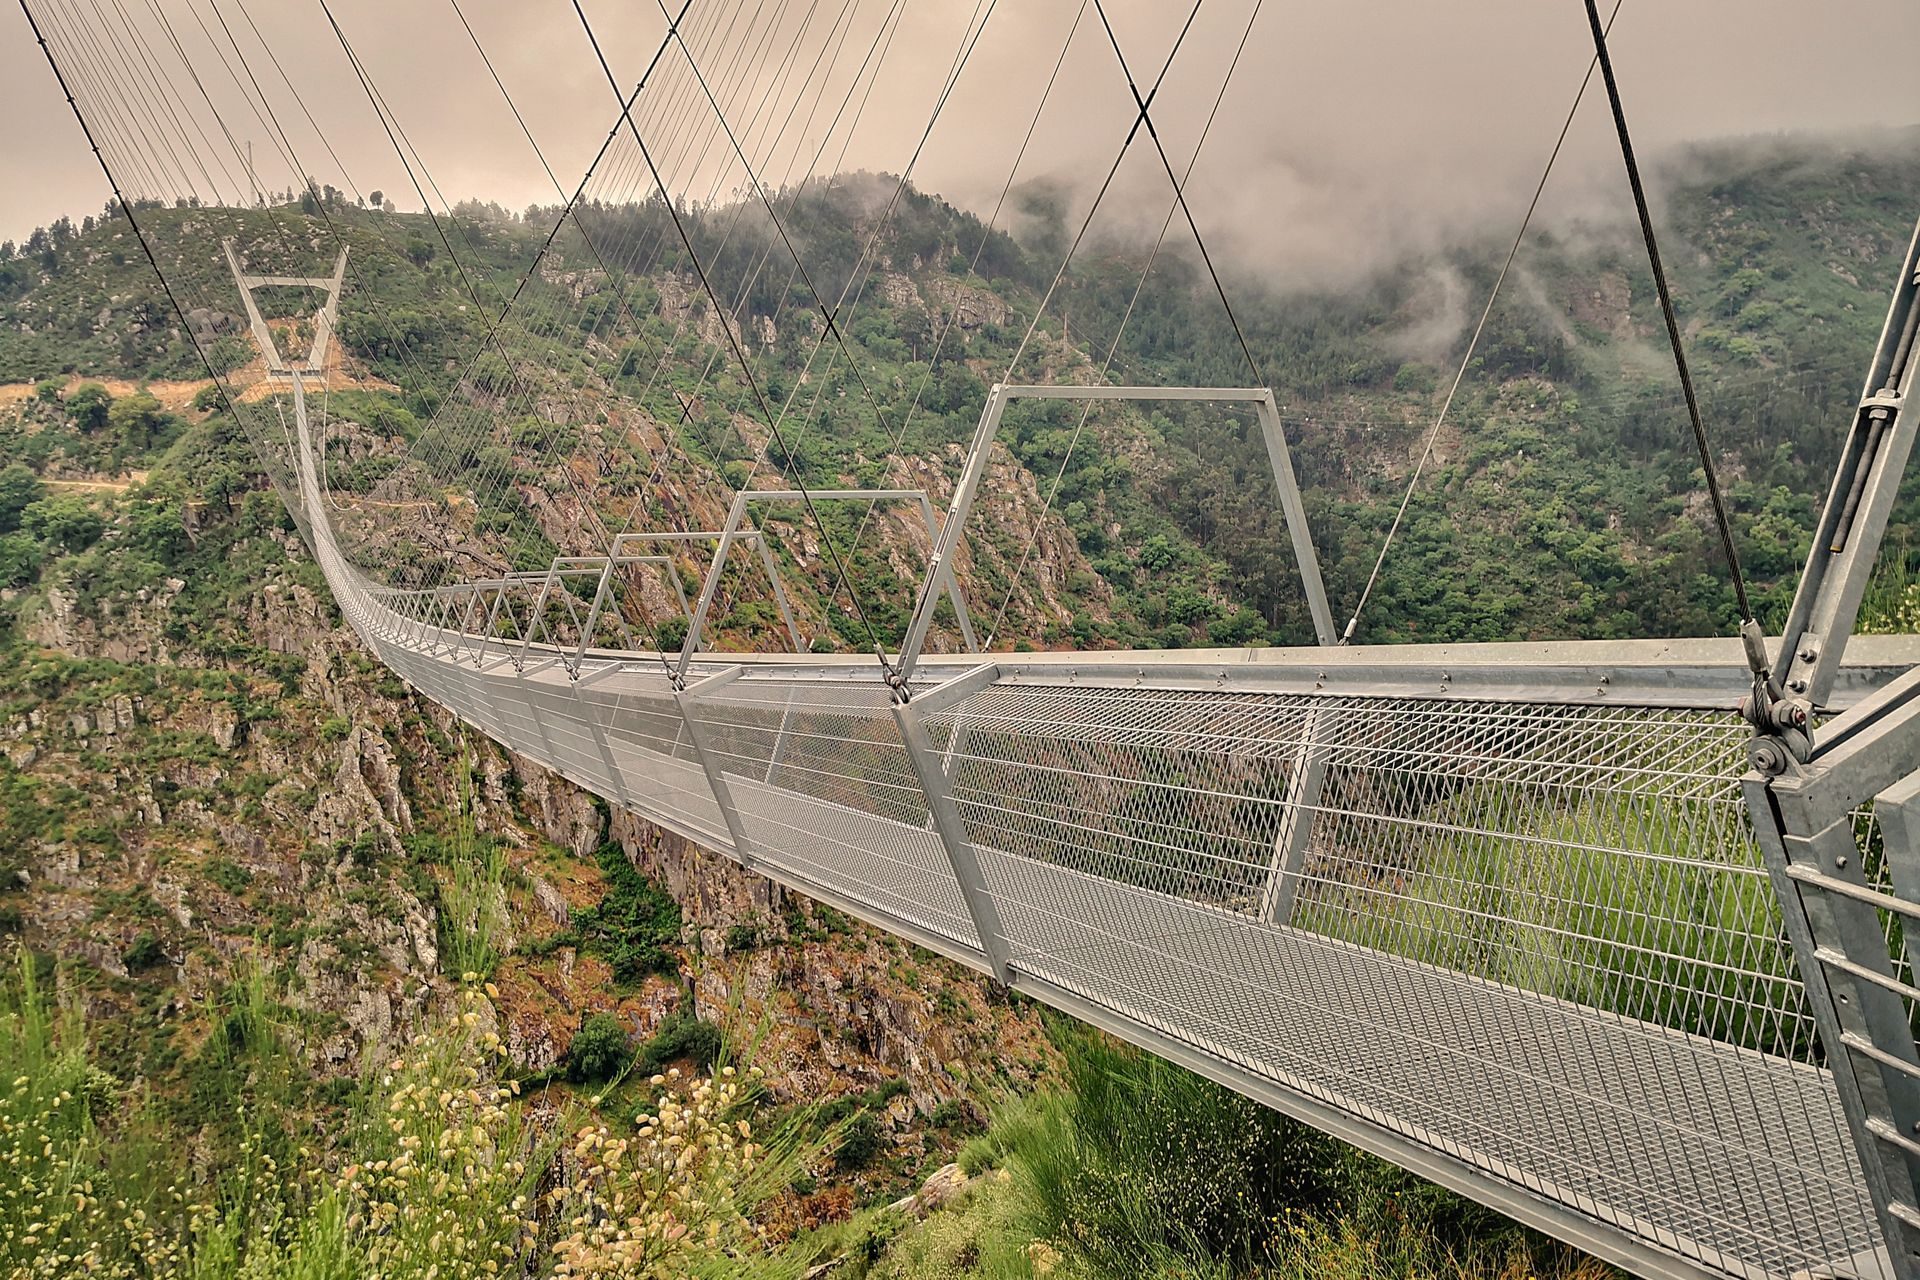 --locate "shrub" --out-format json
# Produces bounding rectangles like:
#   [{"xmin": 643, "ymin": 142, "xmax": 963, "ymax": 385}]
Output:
[
  {"xmin": 121, "ymin": 931, "xmax": 164, "ymax": 971},
  {"xmin": 568, "ymin": 1011, "xmax": 632, "ymax": 1083},
  {"xmin": 1010, "ymin": 1030, "xmax": 1342, "ymax": 1275},
  {"xmin": 0, "ymin": 465, "xmax": 41, "ymax": 535},
  {"xmin": 21, "ymin": 495, "xmax": 104, "ymax": 551},
  {"xmin": 834, "ymin": 1111, "xmax": 886, "ymax": 1172},
  {"xmin": 635, "ymin": 1007, "xmax": 725, "ymax": 1075},
  {"xmin": 0, "ymin": 960, "xmax": 804, "ymax": 1280},
  {"xmin": 205, "ymin": 858, "xmax": 251, "ymax": 895},
  {"xmin": 571, "ymin": 840, "xmax": 681, "ymax": 984}
]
